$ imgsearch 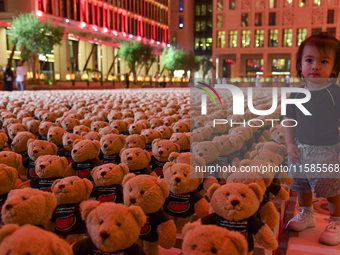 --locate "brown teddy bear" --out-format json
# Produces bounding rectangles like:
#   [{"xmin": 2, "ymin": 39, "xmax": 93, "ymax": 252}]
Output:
[
  {"xmin": 90, "ymin": 163, "xmax": 129, "ymax": 203},
  {"xmin": 170, "ymin": 132, "xmax": 191, "ymax": 152},
  {"xmin": 57, "ymin": 133, "xmax": 85, "ymax": 164},
  {"xmin": 26, "ymin": 119, "xmax": 40, "ymax": 135},
  {"xmin": 38, "ymin": 121, "xmax": 59, "ymax": 140},
  {"xmin": 182, "ymin": 221, "xmax": 248, "ymax": 255},
  {"xmin": 141, "ymin": 129, "xmax": 163, "ymax": 151},
  {"xmin": 125, "ymin": 134, "xmax": 148, "ymax": 149},
  {"xmin": 229, "ymin": 126, "xmax": 255, "ymax": 153},
  {"xmin": 192, "ymin": 126, "xmax": 213, "ymax": 141},
  {"xmin": 98, "ymin": 126, "xmax": 119, "ymax": 135},
  {"xmin": 23, "ymin": 139, "xmax": 58, "ymax": 180},
  {"xmin": 148, "ymin": 117, "xmax": 164, "ymax": 129},
  {"xmin": 161, "ymin": 116, "xmax": 176, "ymax": 126},
  {"xmin": 110, "ymin": 119, "xmax": 129, "ymax": 134},
  {"xmin": 0, "ymin": 224, "xmax": 73, "ymax": 255},
  {"xmin": 150, "ymin": 139, "xmax": 180, "ymax": 177},
  {"xmin": 7, "ymin": 123, "xmax": 29, "ymax": 146},
  {"xmin": 99, "ymin": 134, "xmax": 125, "ymax": 165},
  {"xmin": 79, "ymin": 118, "xmax": 93, "ymax": 128},
  {"xmin": 10, "ymin": 131, "xmax": 35, "ymax": 160},
  {"xmin": 162, "ymin": 162, "xmax": 210, "ymax": 233},
  {"xmin": 64, "ymin": 139, "xmax": 101, "ymax": 181},
  {"xmin": 123, "ymin": 173, "xmax": 177, "ymax": 255},
  {"xmin": 269, "ymin": 124, "xmax": 286, "ymax": 144},
  {"xmin": 120, "ymin": 148, "xmax": 156, "ymax": 176},
  {"xmin": 128, "ymin": 122, "xmax": 147, "ymax": 135},
  {"xmin": 91, "ymin": 121, "xmax": 109, "ymax": 132},
  {"xmin": 73, "ymin": 125, "xmax": 91, "ymax": 136},
  {"xmin": 0, "ymin": 164, "xmax": 18, "ymax": 222},
  {"xmin": 18, "ymin": 155, "xmax": 68, "ymax": 192},
  {"xmin": 1, "ymin": 188, "xmax": 57, "ymax": 228},
  {"xmin": 50, "ymin": 176, "xmax": 93, "ymax": 244},
  {"xmin": 155, "ymin": 126, "xmax": 174, "ymax": 139},
  {"xmin": 82, "ymin": 131, "xmax": 103, "ymax": 141},
  {"xmin": 172, "ymin": 121, "xmax": 190, "ymax": 133},
  {"xmin": 61, "ymin": 117, "xmax": 80, "ymax": 133},
  {"xmin": 202, "ymin": 183, "xmax": 278, "ymax": 254},
  {"xmin": 255, "ymin": 141, "xmax": 287, "ymax": 158},
  {"xmin": 73, "ymin": 201, "xmax": 146, "ymax": 254},
  {"xmin": 0, "ymin": 131, "xmax": 8, "ymax": 151},
  {"xmin": 48, "ymin": 126, "xmax": 67, "ymax": 149}
]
